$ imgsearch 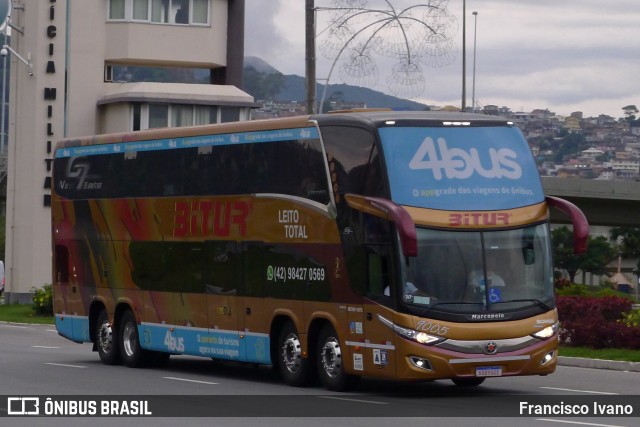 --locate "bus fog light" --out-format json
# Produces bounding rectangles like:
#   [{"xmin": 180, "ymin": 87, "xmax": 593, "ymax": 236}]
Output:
[
  {"xmin": 540, "ymin": 350, "xmax": 555, "ymax": 366},
  {"xmin": 409, "ymin": 356, "xmax": 433, "ymax": 371}
]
